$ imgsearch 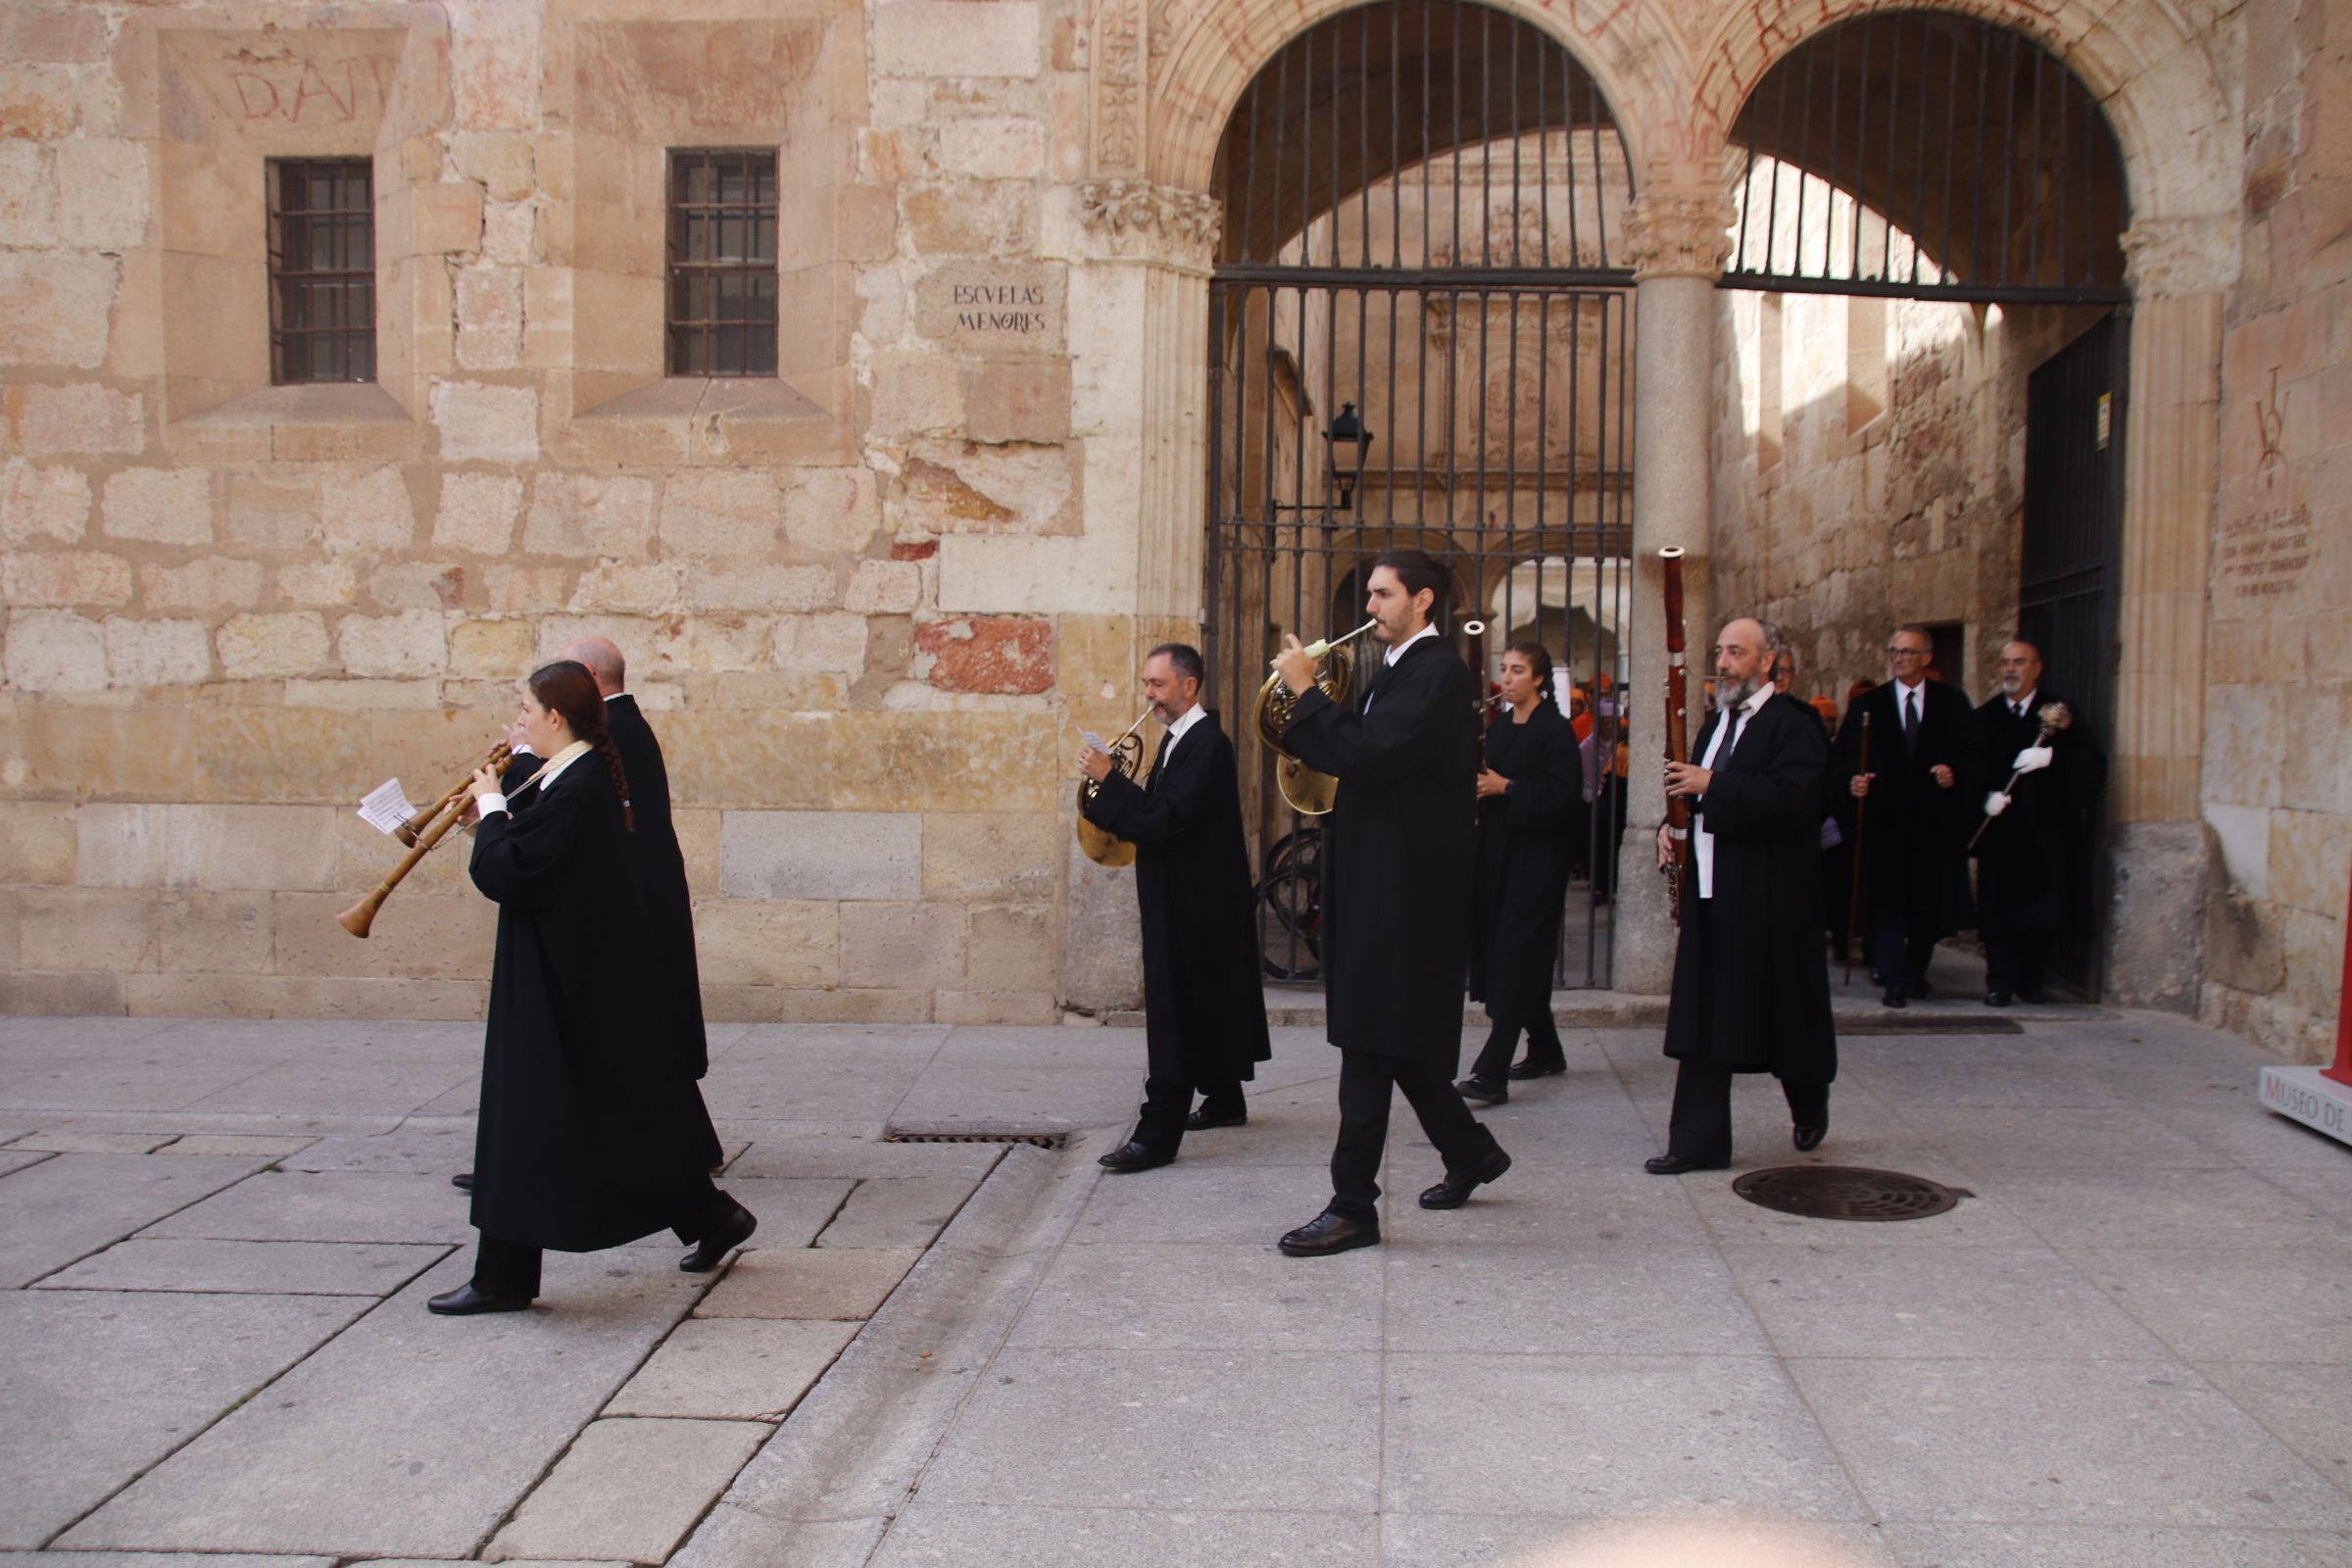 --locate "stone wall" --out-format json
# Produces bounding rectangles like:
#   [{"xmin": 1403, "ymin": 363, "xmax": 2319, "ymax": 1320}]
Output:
[
  {"xmin": 0, "ymin": 0, "xmax": 1159, "ymax": 1024},
  {"xmin": 2199, "ymin": 0, "xmax": 2352, "ymax": 1061},
  {"xmin": 1710, "ymin": 284, "xmax": 2100, "ymax": 705}
]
